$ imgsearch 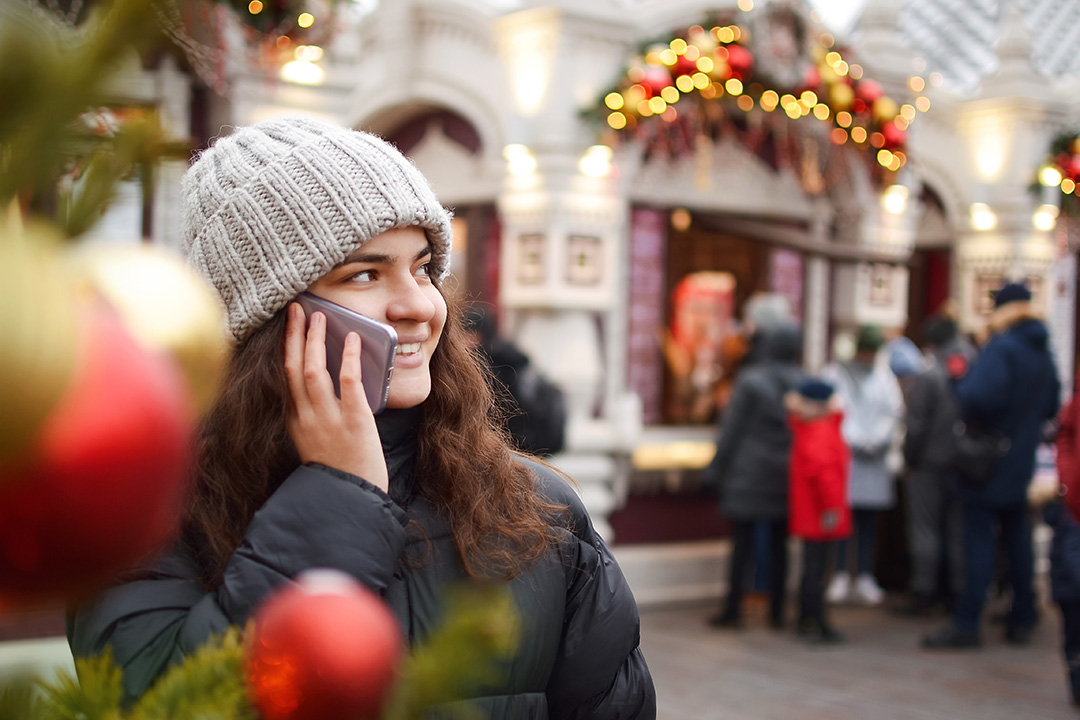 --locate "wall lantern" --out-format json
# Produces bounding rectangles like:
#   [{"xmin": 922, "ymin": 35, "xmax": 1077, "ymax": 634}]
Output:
[
  {"xmin": 969, "ymin": 202, "xmax": 996, "ymax": 231},
  {"xmin": 503, "ymin": 144, "xmax": 537, "ymax": 176},
  {"xmin": 1032, "ymin": 203, "xmax": 1059, "ymax": 232}
]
